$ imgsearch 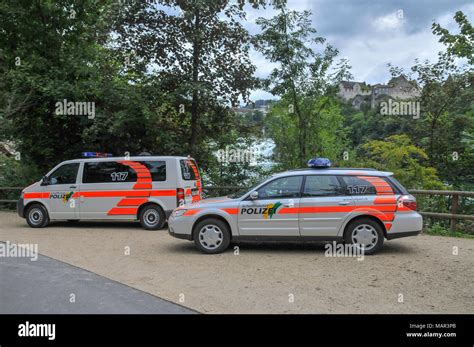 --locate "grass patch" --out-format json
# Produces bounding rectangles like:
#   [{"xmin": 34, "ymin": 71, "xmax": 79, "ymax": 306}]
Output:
[{"xmin": 424, "ymin": 223, "xmax": 474, "ymax": 239}]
